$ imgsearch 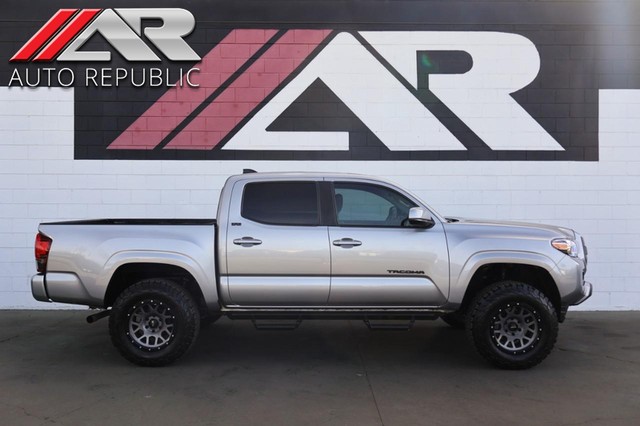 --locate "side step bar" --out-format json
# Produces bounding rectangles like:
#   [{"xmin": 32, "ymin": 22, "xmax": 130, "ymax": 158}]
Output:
[
  {"xmin": 364, "ymin": 318, "xmax": 415, "ymax": 331},
  {"xmin": 252, "ymin": 318, "xmax": 302, "ymax": 330}
]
